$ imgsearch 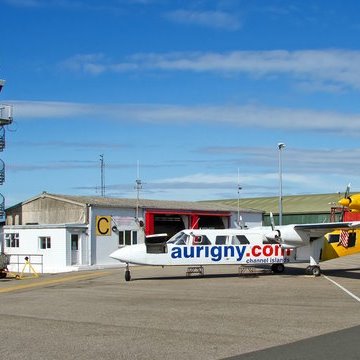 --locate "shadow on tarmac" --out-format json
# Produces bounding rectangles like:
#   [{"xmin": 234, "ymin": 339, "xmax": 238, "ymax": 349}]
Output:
[
  {"xmin": 127, "ymin": 263, "xmax": 360, "ymax": 281},
  {"xmin": 130, "ymin": 265, "xmax": 308, "ymax": 281},
  {"xmin": 322, "ymin": 268, "xmax": 360, "ymax": 280},
  {"xmin": 222, "ymin": 325, "xmax": 360, "ymax": 360}
]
